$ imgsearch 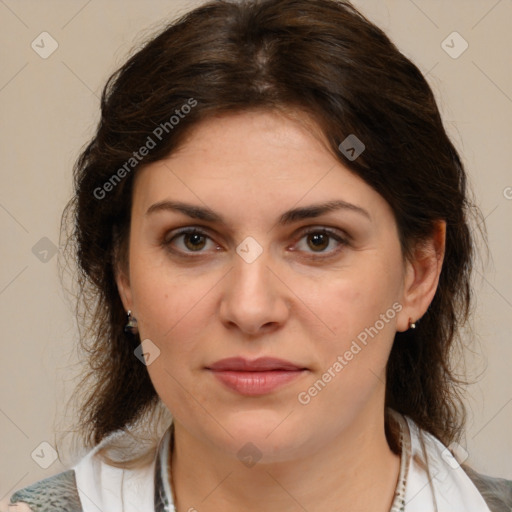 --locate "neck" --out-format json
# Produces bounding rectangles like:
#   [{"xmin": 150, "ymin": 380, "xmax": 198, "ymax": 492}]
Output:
[{"xmin": 169, "ymin": 409, "xmax": 401, "ymax": 512}]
